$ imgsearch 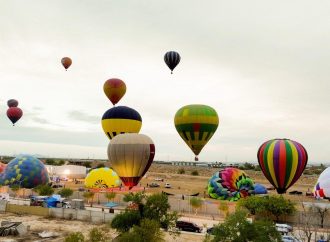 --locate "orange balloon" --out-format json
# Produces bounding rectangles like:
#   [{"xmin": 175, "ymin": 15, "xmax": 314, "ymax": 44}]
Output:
[
  {"xmin": 103, "ymin": 78, "xmax": 126, "ymax": 105},
  {"xmin": 61, "ymin": 57, "xmax": 72, "ymax": 70}
]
